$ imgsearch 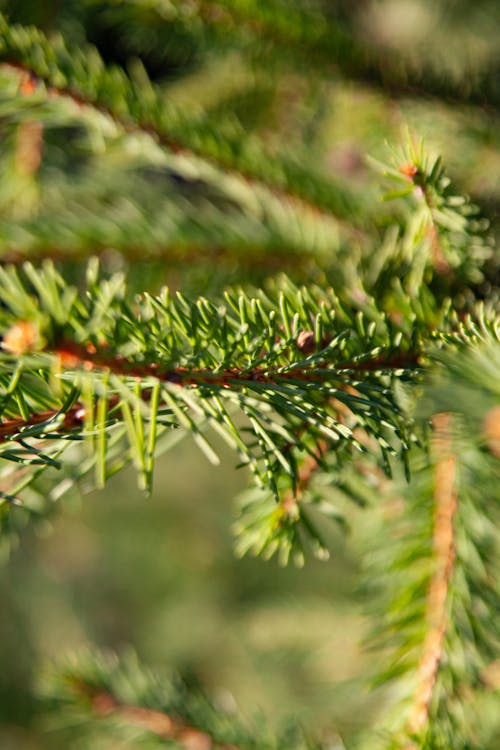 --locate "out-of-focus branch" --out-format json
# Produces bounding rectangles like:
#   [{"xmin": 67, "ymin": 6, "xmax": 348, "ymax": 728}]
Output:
[
  {"xmin": 72, "ymin": 680, "xmax": 239, "ymax": 750},
  {"xmin": 405, "ymin": 413, "xmax": 457, "ymax": 745}
]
